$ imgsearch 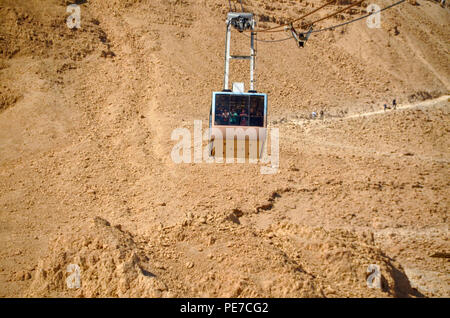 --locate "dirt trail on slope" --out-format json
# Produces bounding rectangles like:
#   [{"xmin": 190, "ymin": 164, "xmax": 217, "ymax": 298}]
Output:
[
  {"xmin": 0, "ymin": 0, "xmax": 449, "ymax": 298},
  {"xmin": 344, "ymin": 95, "xmax": 450, "ymax": 119}
]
